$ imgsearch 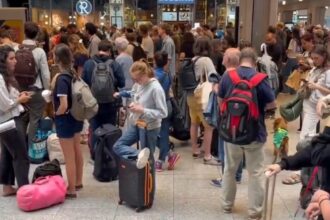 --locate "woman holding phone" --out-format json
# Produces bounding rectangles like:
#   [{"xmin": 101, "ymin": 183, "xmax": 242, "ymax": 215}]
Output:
[{"xmin": 0, "ymin": 45, "xmax": 31, "ymax": 196}]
